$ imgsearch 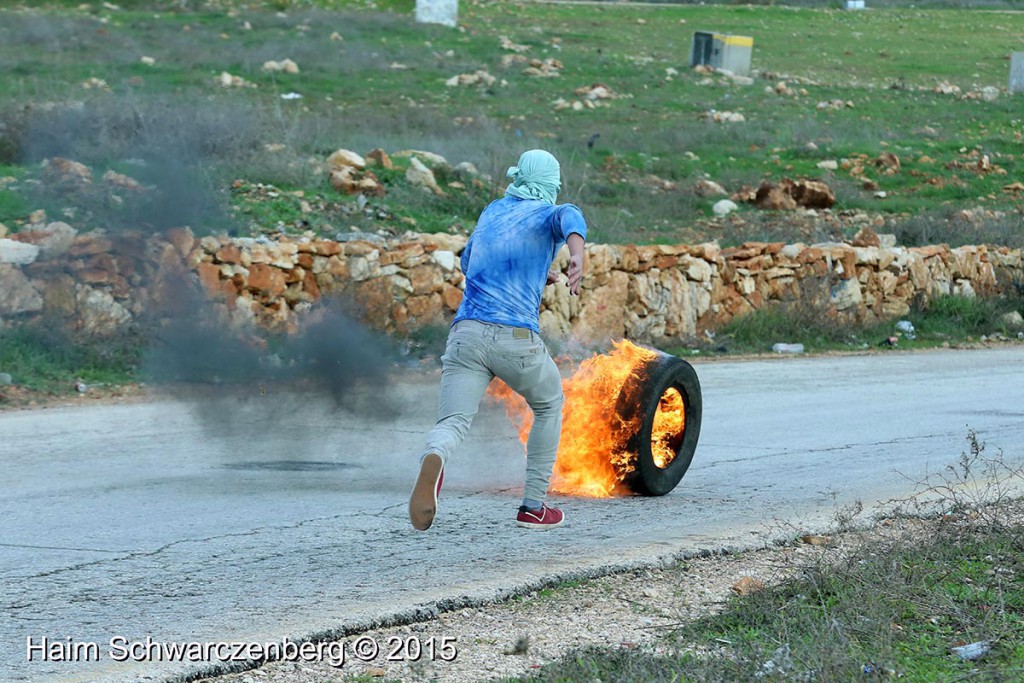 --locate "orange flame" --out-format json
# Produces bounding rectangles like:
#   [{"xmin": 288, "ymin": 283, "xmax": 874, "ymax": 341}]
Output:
[{"xmin": 488, "ymin": 339, "xmax": 681, "ymax": 498}]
